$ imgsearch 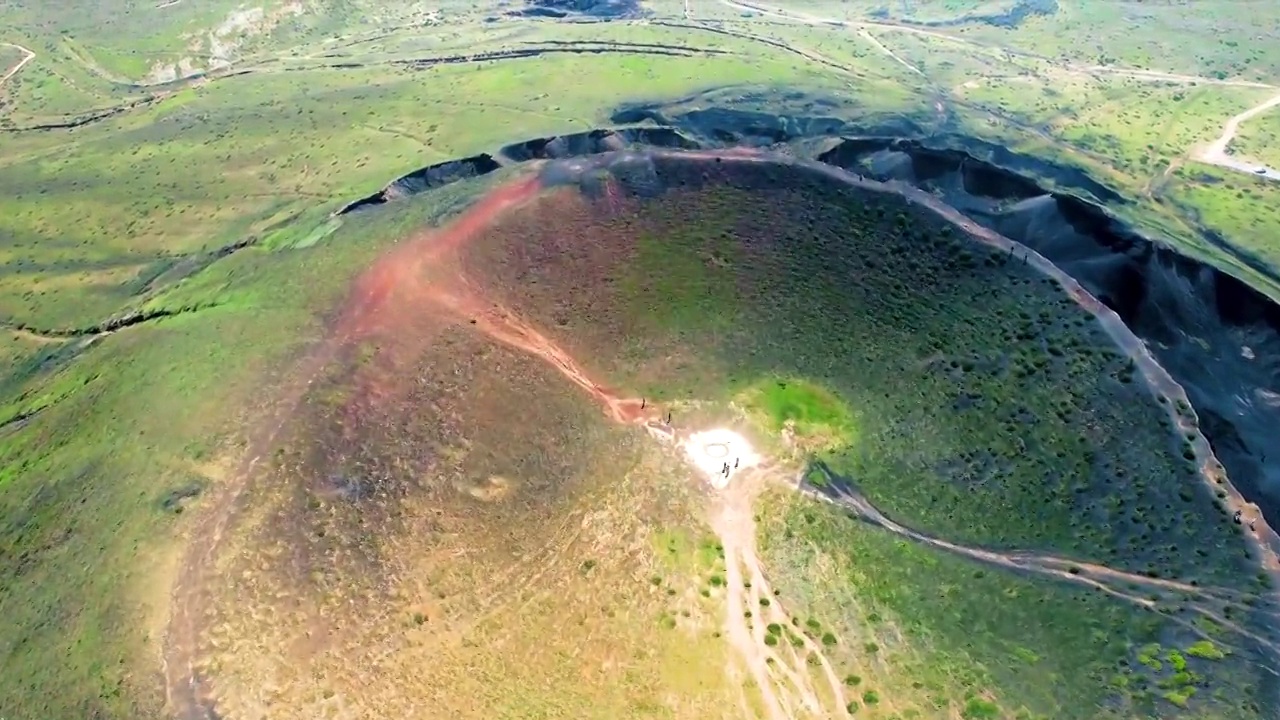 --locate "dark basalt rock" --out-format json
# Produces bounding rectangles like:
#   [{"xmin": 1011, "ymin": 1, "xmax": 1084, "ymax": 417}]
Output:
[
  {"xmin": 867, "ymin": 0, "xmax": 1057, "ymax": 28},
  {"xmin": 511, "ymin": 0, "xmax": 643, "ymax": 19},
  {"xmin": 337, "ymin": 154, "xmax": 503, "ymax": 215},
  {"xmin": 613, "ymin": 105, "xmax": 861, "ymax": 146},
  {"xmin": 907, "ymin": 0, "xmax": 1058, "ymax": 29},
  {"xmin": 500, "ymin": 127, "xmax": 698, "ymax": 162}
]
